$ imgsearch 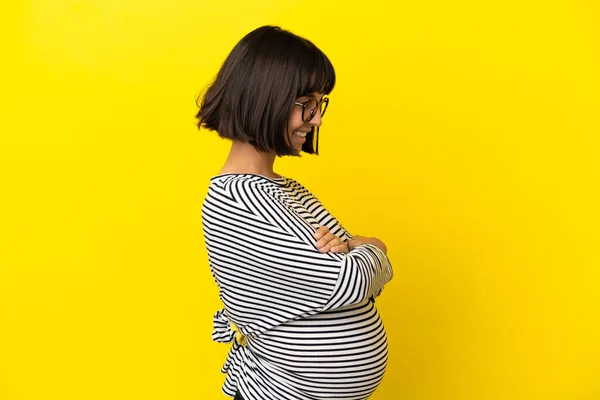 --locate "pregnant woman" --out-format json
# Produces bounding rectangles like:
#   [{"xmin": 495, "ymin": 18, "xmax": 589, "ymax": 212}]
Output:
[{"xmin": 197, "ymin": 25, "xmax": 393, "ymax": 400}]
